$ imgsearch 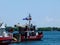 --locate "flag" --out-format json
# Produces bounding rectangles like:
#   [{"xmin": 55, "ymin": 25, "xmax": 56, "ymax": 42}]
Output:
[
  {"xmin": 23, "ymin": 14, "xmax": 32, "ymax": 20},
  {"xmin": 23, "ymin": 17, "xmax": 32, "ymax": 20},
  {"xmin": 23, "ymin": 17, "xmax": 29, "ymax": 20}
]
